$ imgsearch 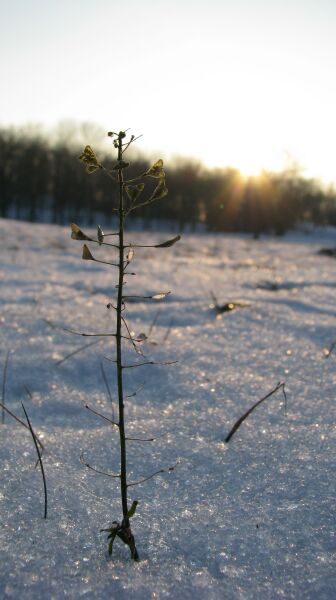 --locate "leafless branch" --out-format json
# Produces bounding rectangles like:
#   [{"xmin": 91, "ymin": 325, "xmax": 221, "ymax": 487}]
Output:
[
  {"xmin": 127, "ymin": 461, "xmax": 179, "ymax": 487},
  {"xmin": 121, "ymin": 316, "xmax": 144, "ymax": 355},
  {"xmin": 80, "ymin": 452, "xmax": 120, "ymax": 478},
  {"xmin": 125, "ymin": 383, "xmax": 145, "ymax": 398},
  {"xmin": 121, "ymin": 360, "xmax": 178, "ymax": 369},
  {"xmin": 126, "ymin": 432, "xmax": 169, "ymax": 442},
  {"xmin": 122, "ymin": 292, "xmax": 171, "ymax": 301},
  {"xmin": 84, "ymin": 403, "xmax": 119, "ymax": 427},
  {"xmin": 62, "ymin": 327, "xmax": 116, "ymax": 338},
  {"xmin": 121, "ymin": 134, "xmax": 143, "ymax": 154}
]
